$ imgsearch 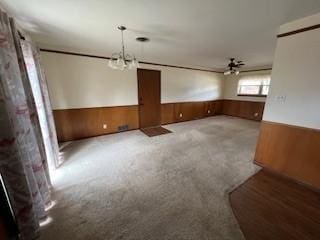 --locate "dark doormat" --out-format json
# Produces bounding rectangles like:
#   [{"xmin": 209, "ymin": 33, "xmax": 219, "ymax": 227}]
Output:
[{"xmin": 140, "ymin": 126, "xmax": 172, "ymax": 137}]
